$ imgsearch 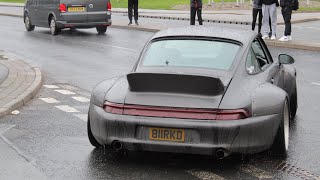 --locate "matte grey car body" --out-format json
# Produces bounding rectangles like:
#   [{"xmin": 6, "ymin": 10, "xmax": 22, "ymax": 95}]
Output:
[
  {"xmin": 88, "ymin": 27, "xmax": 297, "ymax": 158},
  {"xmin": 23, "ymin": 0, "xmax": 112, "ymax": 35}
]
